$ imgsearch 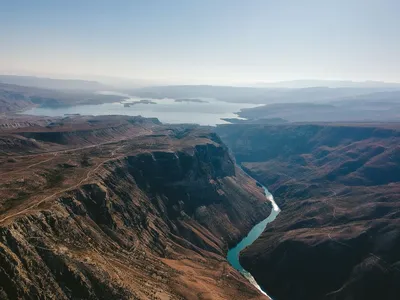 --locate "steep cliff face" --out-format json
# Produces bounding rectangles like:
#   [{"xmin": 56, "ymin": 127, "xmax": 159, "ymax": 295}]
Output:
[
  {"xmin": 216, "ymin": 123, "xmax": 400, "ymax": 300},
  {"xmin": 0, "ymin": 120, "xmax": 271, "ymax": 300}
]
